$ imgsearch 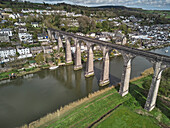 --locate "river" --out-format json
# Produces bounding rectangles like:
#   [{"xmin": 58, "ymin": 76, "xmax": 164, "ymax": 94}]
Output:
[{"xmin": 0, "ymin": 46, "xmax": 170, "ymax": 128}]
